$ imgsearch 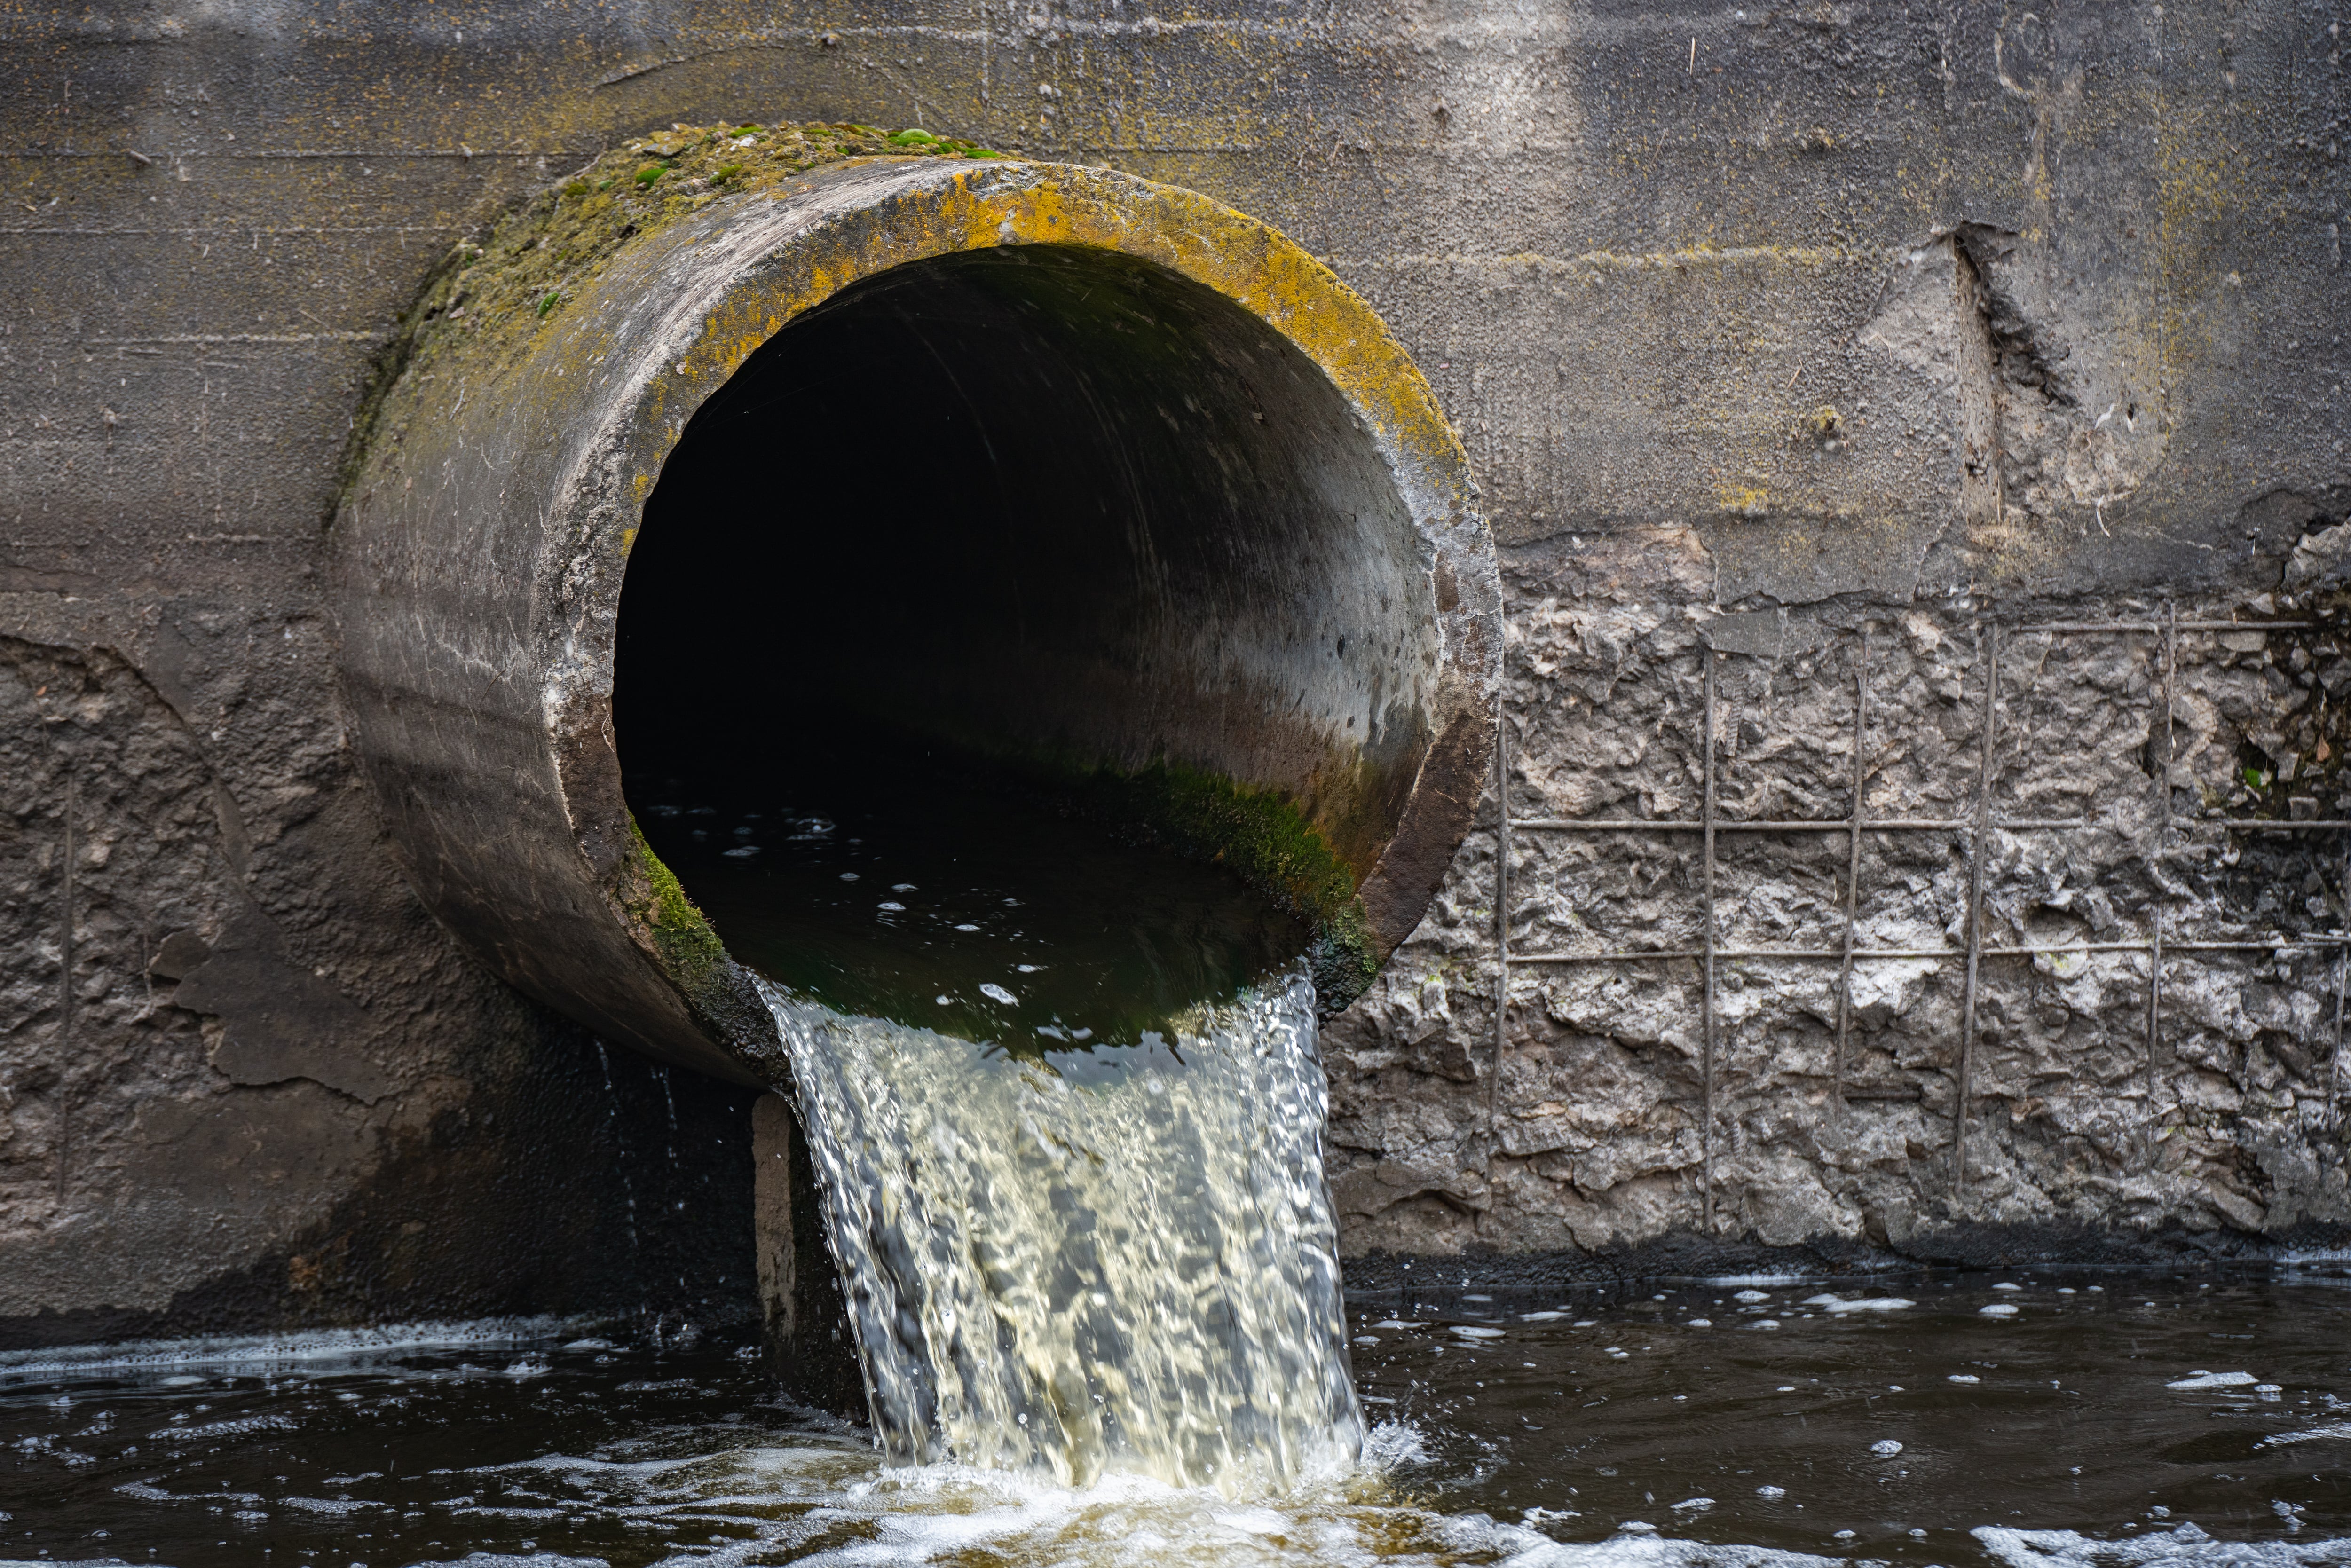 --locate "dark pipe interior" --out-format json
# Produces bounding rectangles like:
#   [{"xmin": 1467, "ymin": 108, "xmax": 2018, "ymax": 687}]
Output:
[{"xmin": 615, "ymin": 245, "xmax": 1433, "ymax": 1032}]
